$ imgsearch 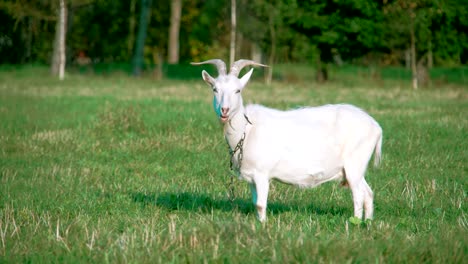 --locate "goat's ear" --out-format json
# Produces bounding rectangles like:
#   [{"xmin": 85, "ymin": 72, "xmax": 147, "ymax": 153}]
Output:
[
  {"xmin": 239, "ymin": 68, "xmax": 254, "ymax": 87},
  {"xmin": 202, "ymin": 70, "xmax": 216, "ymax": 87}
]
